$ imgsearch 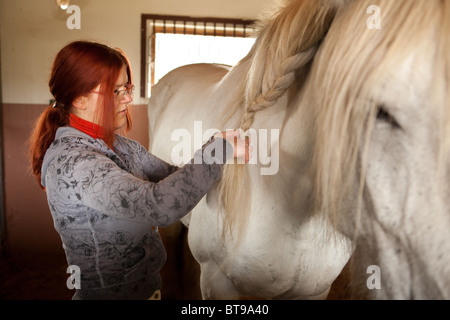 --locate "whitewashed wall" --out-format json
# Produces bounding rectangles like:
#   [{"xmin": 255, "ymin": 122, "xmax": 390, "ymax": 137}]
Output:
[{"xmin": 0, "ymin": 0, "xmax": 274, "ymax": 105}]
